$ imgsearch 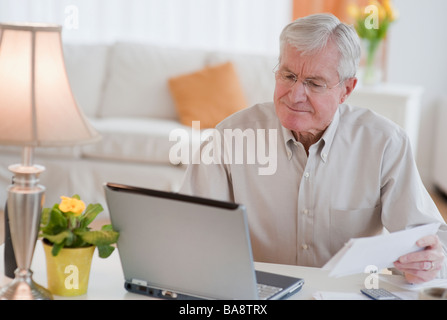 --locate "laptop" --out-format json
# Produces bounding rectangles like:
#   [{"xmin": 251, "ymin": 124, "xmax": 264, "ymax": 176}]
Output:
[{"xmin": 104, "ymin": 182, "xmax": 304, "ymax": 300}]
